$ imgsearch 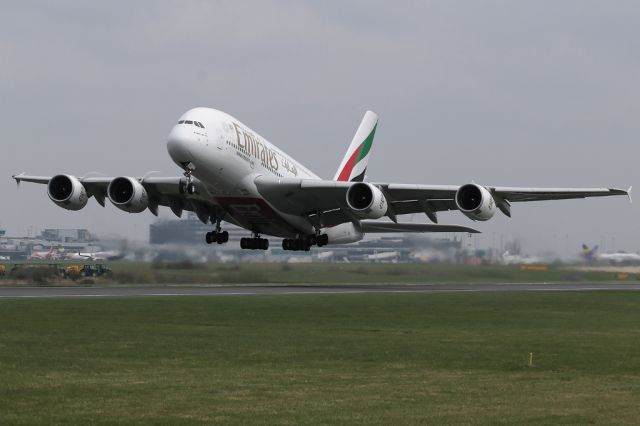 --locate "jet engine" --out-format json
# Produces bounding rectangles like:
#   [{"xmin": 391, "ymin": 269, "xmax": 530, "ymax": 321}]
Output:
[
  {"xmin": 47, "ymin": 174, "xmax": 88, "ymax": 211},
  {"xmin": 345, "ymin": 182, "xmax": 388, "ymax": 219},
  {"xmin": 455, "ymin": 183, "xmax": 496, "ymax": 221},
  {"xmin": 323, "ymin": 222, "xmax": 364, "ymax": 245},
  {"xmin": 107, "ymin": 177, "xmax": 149, "ymax": 213}
]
